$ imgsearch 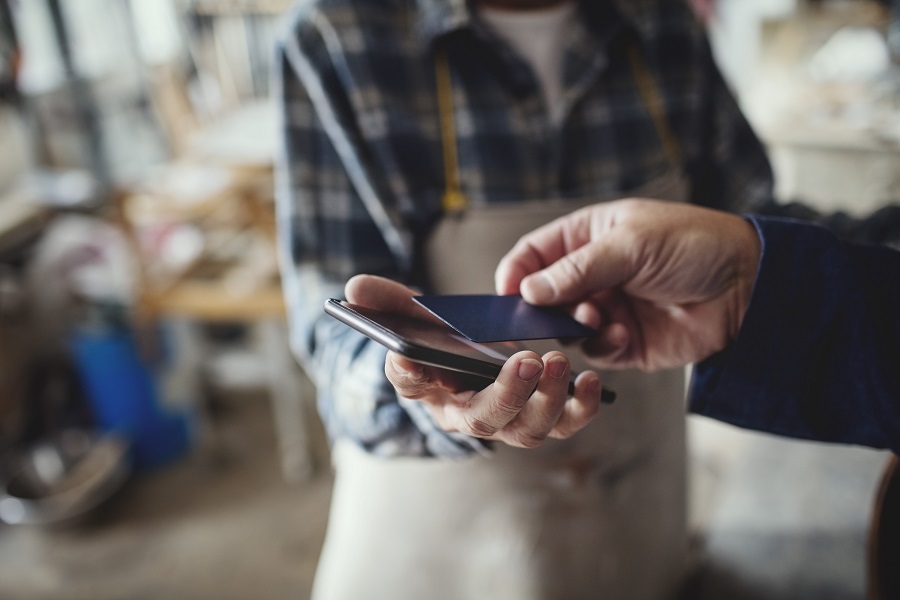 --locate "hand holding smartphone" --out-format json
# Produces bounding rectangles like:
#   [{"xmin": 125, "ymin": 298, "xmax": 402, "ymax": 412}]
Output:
[{"xmin": 324, "ymin": 298, "xmax": 615, "ymax": 403}]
